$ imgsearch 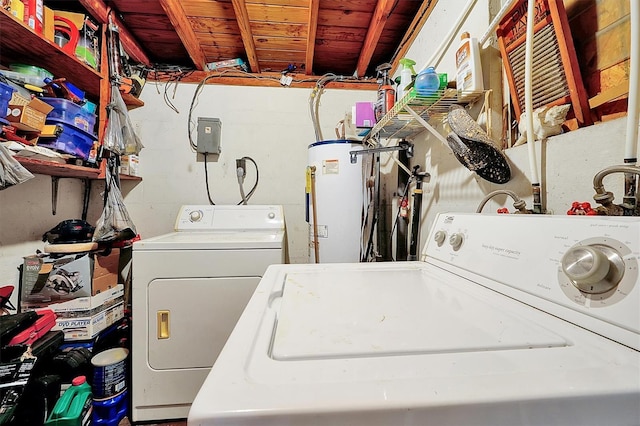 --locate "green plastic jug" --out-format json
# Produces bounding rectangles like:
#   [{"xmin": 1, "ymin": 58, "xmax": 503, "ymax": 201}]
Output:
[{"xmin": 45, "ymin": 376, "xmax": 92, "ymax": 426}]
